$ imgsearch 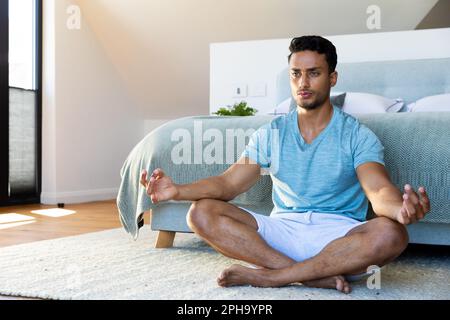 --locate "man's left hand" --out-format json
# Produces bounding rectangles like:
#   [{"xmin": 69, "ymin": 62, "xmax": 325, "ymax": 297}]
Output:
[{"xmin": 396, "ymin": 184, "xmax": 430, "ymax": 225}]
